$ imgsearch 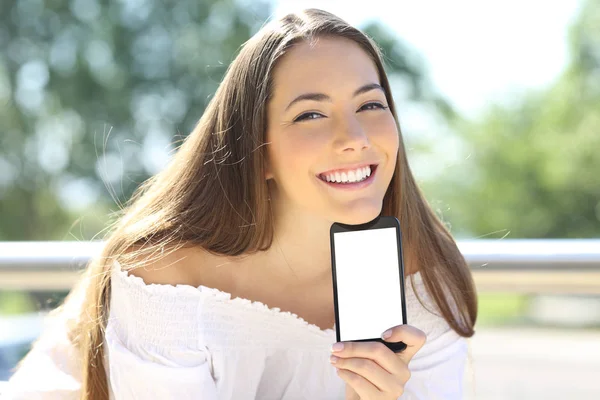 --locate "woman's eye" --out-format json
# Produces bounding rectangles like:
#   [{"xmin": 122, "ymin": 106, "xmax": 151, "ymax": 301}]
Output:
[
  {"xmin": 293, "ymin": 112, "xmax": 324, "ymax": 122},
  {"xmin": 359, "ymin": 102, "xmax": 387, "ymax": 111}
]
